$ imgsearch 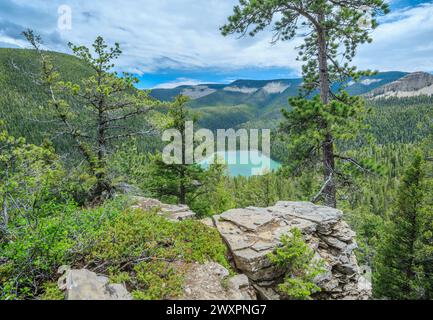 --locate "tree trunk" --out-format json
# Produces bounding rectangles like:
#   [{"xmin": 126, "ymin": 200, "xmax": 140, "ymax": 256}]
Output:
[
  {"xmin": 179, "ymin": 180, "xmax": 186, "ymax": 204},
  {"xmin": 94, "ymin": 108, "xmax": 110, "ymax": 198},
  {"xmin": 317, "ymin": 14, "xmax": 337, "ymax": 208},
  {"xmin": 179, "ymin": 121, "xmax": 187, "ymax": 205},
  {"xmin": 1, "ymin": 197, "xmax": 8, "ymax": 234}
]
